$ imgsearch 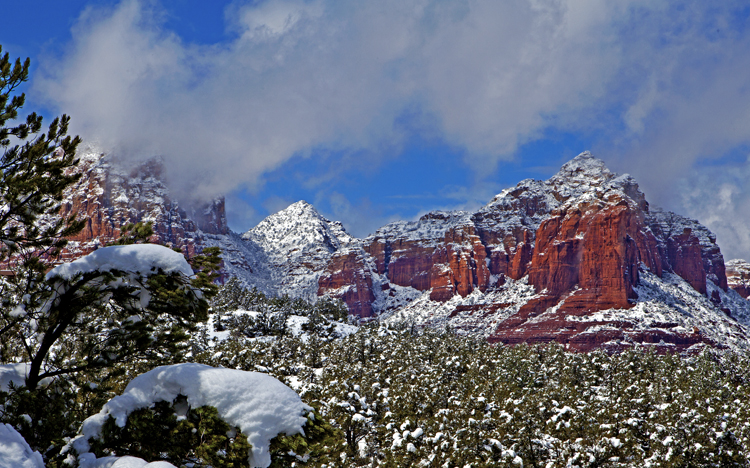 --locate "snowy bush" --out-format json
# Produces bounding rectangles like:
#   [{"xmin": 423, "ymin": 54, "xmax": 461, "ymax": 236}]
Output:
[
  {"xmin": 195, "ymin": 325, "xmax": 750, "ymax": 467},
  {"xmin": 68, "ymin": 363, "xmax": 338, "ymax": 468},
  {"xmin": 201, "ymin": 278, "xmax": 352, "ymax": 344},
  {"xmin": 0, "ymin": 243, "xmax": 219, "ymax": 464}
]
